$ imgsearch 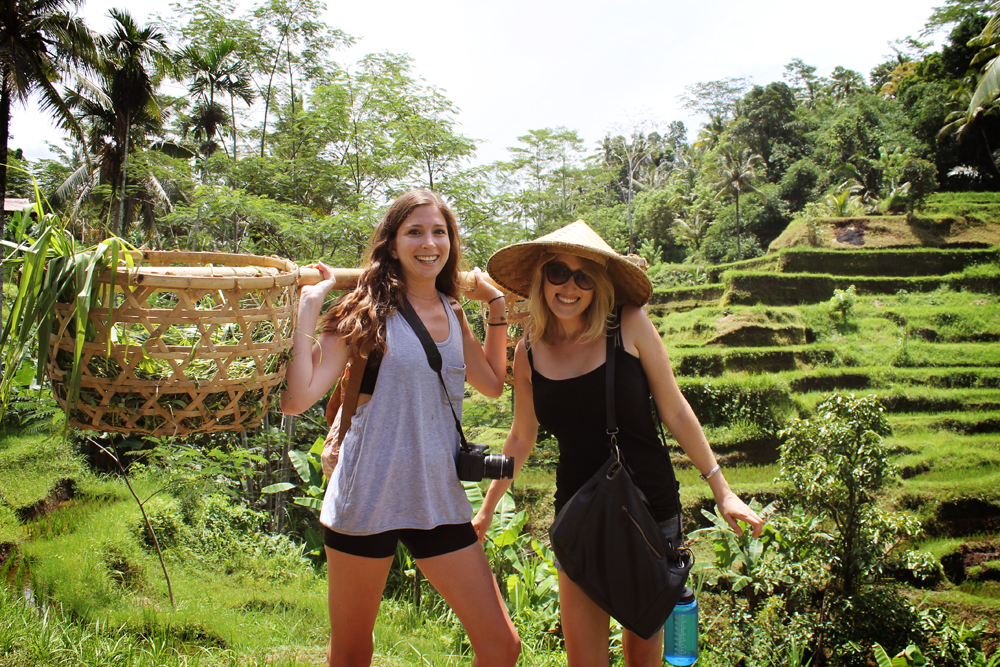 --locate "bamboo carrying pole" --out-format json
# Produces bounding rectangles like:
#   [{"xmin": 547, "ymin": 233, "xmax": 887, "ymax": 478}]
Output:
[
  {"xmin": 296, "ymin": 267, "xmax": 503, "ymax": 293},
  {"xmin": 99, "ymin": 253, "xmax": 504, "ymax": 294}
]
